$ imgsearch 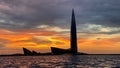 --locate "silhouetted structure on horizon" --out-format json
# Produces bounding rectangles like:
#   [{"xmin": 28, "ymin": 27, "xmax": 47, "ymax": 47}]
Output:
[
  {"xmin": 50, "ymin": 9, "xmax": 84, "ymax": 55},
  {"xmin": 51, "ymin": 47, "xmax": 70, "ymax": 55},
  {"xmin": 23, "ymin": 48, "xmax": 52, "ymax": 56},
  {"xmin": 70, "ymin": 9, "xmax": 78, "ymax": 54},
  {"xmin": 23, "ymin": 48, "xmax": 40, "ymax": 56},
  {"xmin": 22, "ymin": 10, "xmax": 87, "ymax": 55}
]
